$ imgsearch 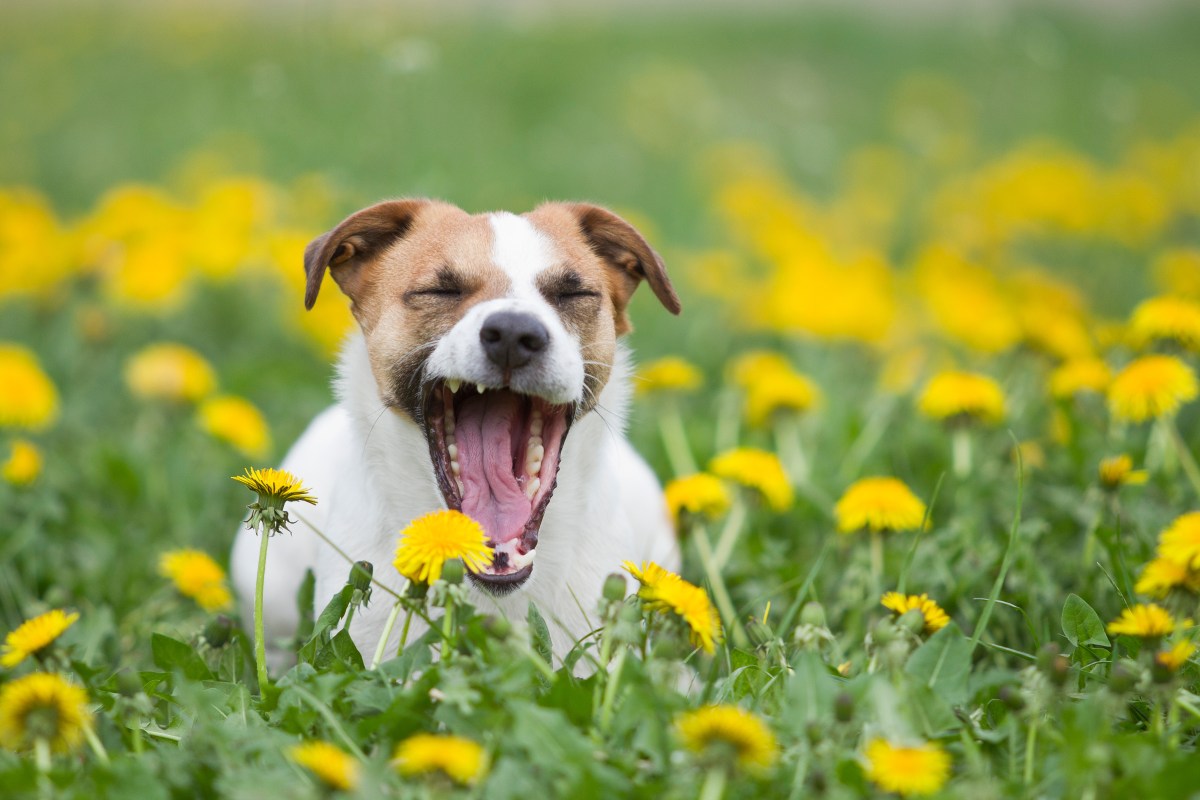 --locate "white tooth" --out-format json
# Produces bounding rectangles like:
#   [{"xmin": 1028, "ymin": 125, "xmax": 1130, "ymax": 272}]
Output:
[
  {"xmin": 456, "ymin": 478, "xmax": 465, "ymax": 494},
  {"xmin": 477, "ymin": 383, "xmax": 486, "ymax": 394},
  {"xmin": 447, "ymin": 379, "xmax": 461, "ymax": 394},
  {"xmin": 451, "ymin": 460, "xmax": 461, "ymax": 476},
  {"xmin": 448, "ymin": 443, "xmax": 458, "ymax": 460},
  {"xmin": 511, "ymin": 548, "xmax": 536, "ymax": 569},
  {"xmin": 530, "ymin": 415, "xmax": 543, "ymax": 436},
  {"xmin": 524, "ymin": 477, "xmax": 541, "ymax": 499},
  {"xmin": 528, "ymin": 435, "xmax": 542, "ymax": 448},
  {"xmin": 526, "ymin": 460, "xmax": 542, "ymax": 477},
  {"xmin": 528, "ymin": 444, "xmax": 544, "ymax": 463}
]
